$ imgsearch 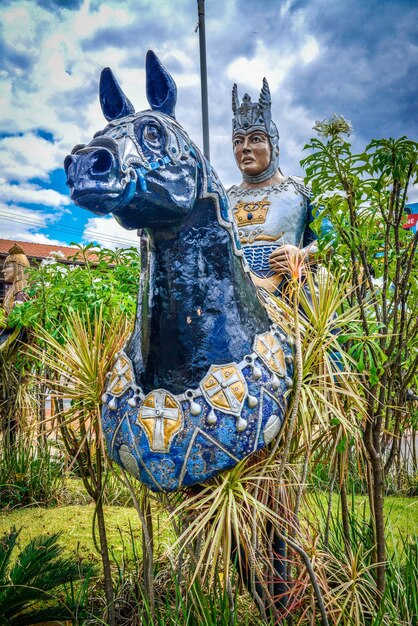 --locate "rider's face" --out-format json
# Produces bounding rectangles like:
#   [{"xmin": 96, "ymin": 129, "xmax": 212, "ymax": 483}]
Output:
[{"xmin": 233, "ymin": 131, "xmax": 271, "ymax": 177}]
